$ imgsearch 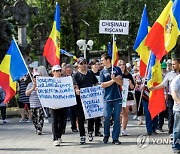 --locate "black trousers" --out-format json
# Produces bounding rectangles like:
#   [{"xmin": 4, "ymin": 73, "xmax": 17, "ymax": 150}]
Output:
[
  {"xmin": 0, "ymin": 106, "xmax": 6, "ymax": 120},
  {"xmin": 158, "ymin": 108, "xmax": 167, "ymax": 129},
  {"xmin": 88, "ymin": 117, "xmax": 101, "ymax": 133},
  {"xmin": 51, "ymin": 108, "xmax": 67, "ymax": 141},
  {"xmin": 167, "ymin": 95, "xmax": 174, "ymax": 134},
  {"xmin": 76, "ymin": 95, "xmax": 96, "ymax": 136},
  {"xmin": 63, "ymin": 105, "xmax": 77, "ymax": 131}
]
